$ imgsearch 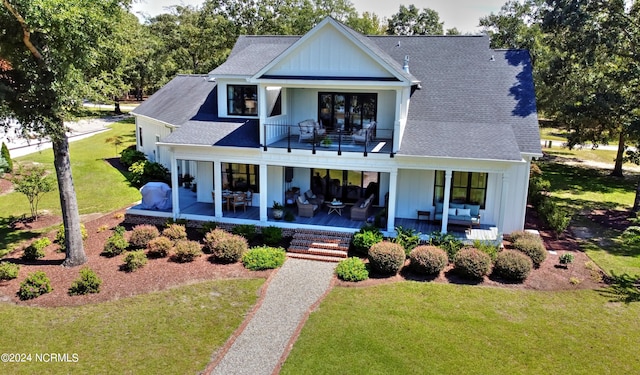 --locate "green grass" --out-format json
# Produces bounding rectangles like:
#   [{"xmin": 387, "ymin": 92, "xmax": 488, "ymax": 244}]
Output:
[
  {"xmin": 281, "ymin": 283, "xmax": 640, "ymax": 375},
  {"xmin": 540, "ymin": 126, "xmax": 569, "ymax": 142},
  {"xmin": 0, "ymin": 278, "xmax": 264, "ymax": 374},
  {"xmin": 0, "ymin": 119, "xmax": 140, "ymax": 255}
]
